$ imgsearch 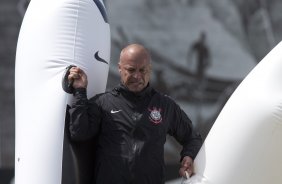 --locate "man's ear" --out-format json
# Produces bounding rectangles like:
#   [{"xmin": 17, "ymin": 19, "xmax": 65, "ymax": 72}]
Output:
[{"xmin": 118, "ymin": 63, "xmax": 121, "ymax": 73}]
